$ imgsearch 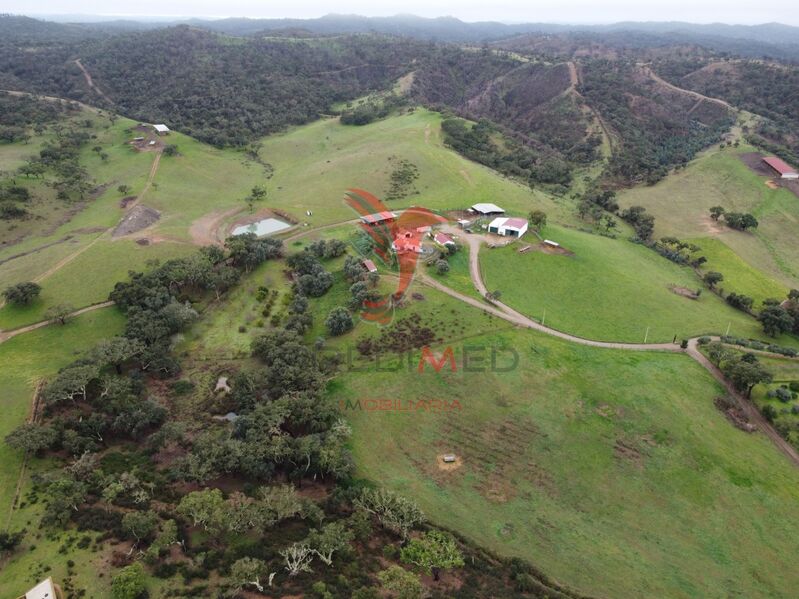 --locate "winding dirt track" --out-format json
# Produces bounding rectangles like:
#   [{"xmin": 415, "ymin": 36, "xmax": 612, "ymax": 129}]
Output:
[{"xmin": 642, "ymin": 65, "xmax": 734, "ymax": 111}]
